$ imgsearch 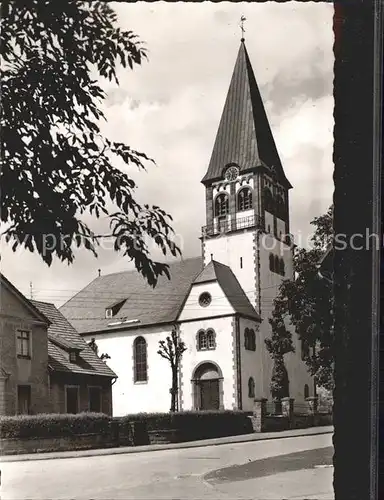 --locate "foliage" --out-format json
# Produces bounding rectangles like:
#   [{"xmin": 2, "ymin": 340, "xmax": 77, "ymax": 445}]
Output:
[
  {"xmin": 0, "ymin": 412, "xmax": 110, "ymax": 439},
  {"xmin": 265, "ymin": 205, "xmax": 334, "ymax": 391},
  {"xmin": 1, "ymin": 1, "xmax": 180, "ymax": 286},
  {"xmin": 270, "ymin": 358, "xmax": 290, "ymax": 400},
  {"xmin": 117, "ymin": 410, "xmax": 253, "ymax": 440},
  {"xmin": 157, "ymin": 325, "xmax": 187, "ymax": 412}
]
